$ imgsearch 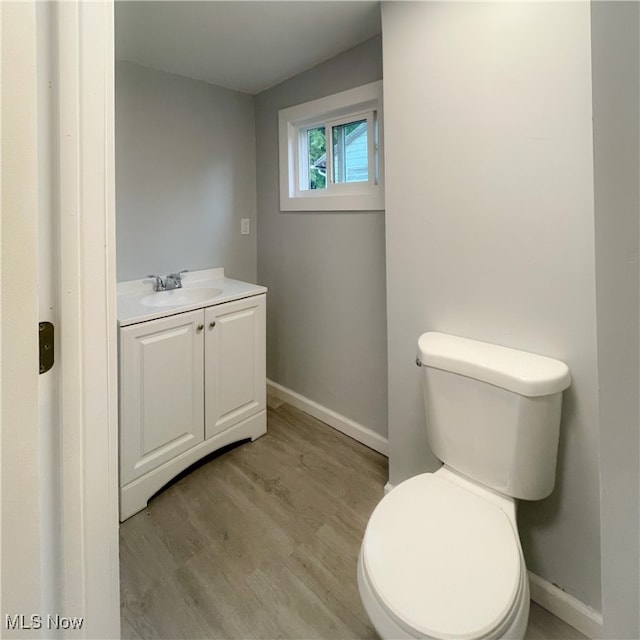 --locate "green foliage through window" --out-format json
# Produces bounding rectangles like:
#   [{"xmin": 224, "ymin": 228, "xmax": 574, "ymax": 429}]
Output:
[{"xmin": 307, "ymin": 126, "xmax": 326, "ymax": 190}]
